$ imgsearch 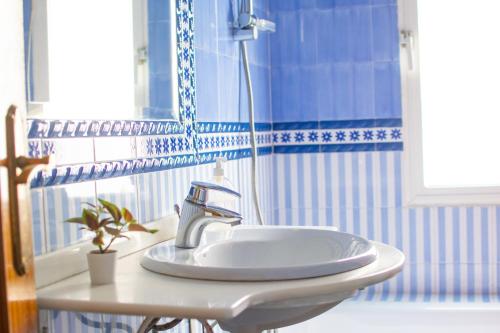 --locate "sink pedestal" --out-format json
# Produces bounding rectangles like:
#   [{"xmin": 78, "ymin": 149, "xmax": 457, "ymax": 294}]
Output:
[{"xmin": 219, "ymin": 291, "xmax": 352, "ymax": 333}]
